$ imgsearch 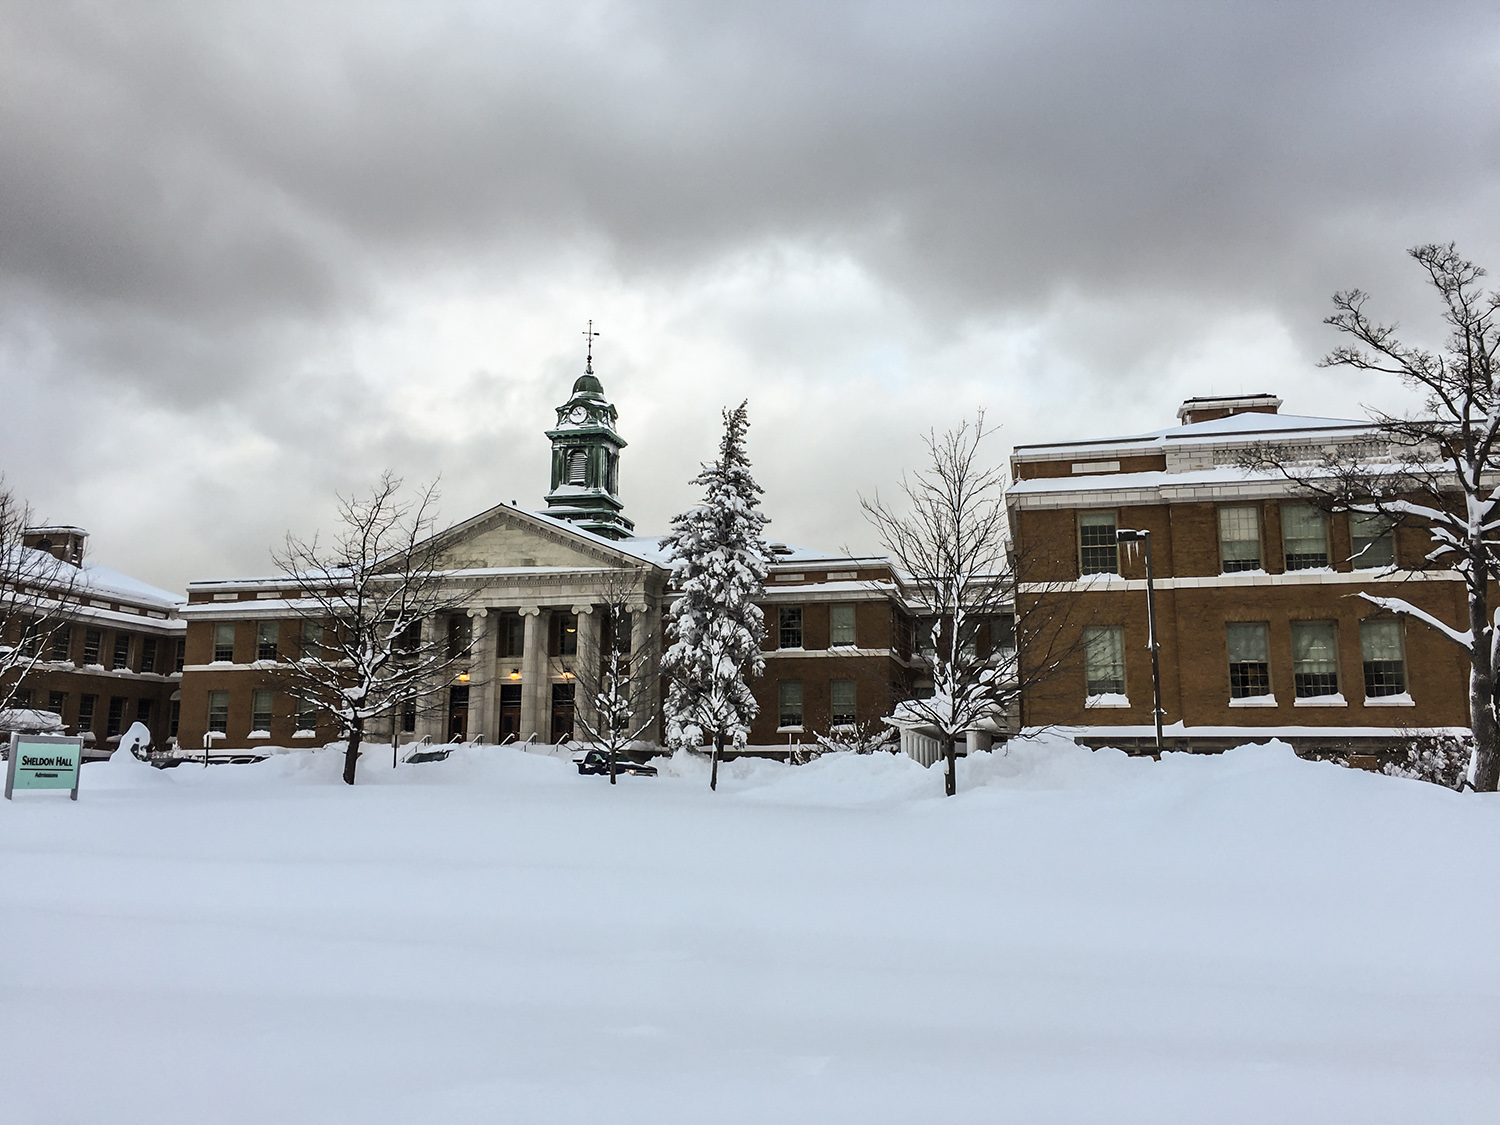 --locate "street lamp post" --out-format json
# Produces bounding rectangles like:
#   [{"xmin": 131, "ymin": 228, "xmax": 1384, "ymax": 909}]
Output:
[{"xmin": 1116, "ymin": 528, "xmax": 1164, "ymax": 756}]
